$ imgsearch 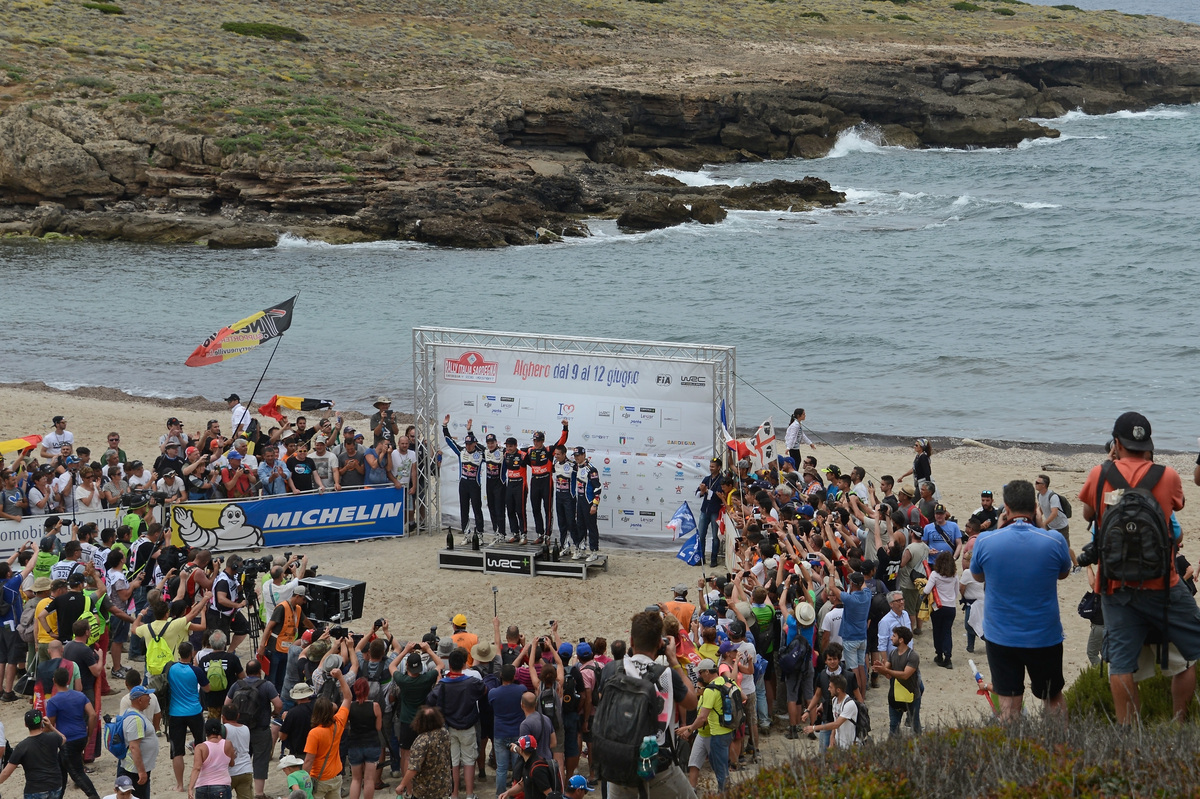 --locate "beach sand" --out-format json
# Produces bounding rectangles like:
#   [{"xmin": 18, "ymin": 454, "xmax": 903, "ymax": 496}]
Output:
[{"xmin": 2, "ymin": 382, "xmax": 1198, "ymax": 796}]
